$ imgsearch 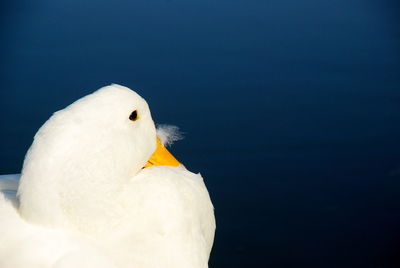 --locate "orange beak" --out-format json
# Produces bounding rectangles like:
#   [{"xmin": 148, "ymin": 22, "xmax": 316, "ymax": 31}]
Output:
[{"xmin": 144, "ymin": 137, "xmax": 181, "ymax": 168}]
